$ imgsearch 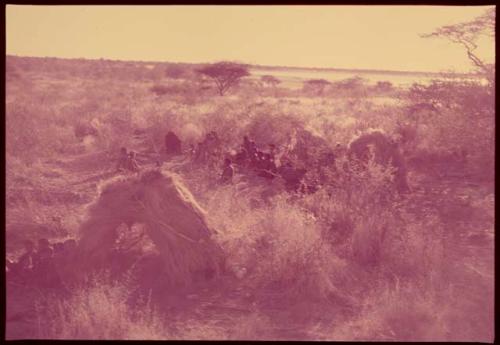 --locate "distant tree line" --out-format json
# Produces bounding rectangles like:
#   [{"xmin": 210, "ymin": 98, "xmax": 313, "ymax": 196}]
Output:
[{"xmin": 6, "ymin": 55, "xmax": 199, "ymax": 82}]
